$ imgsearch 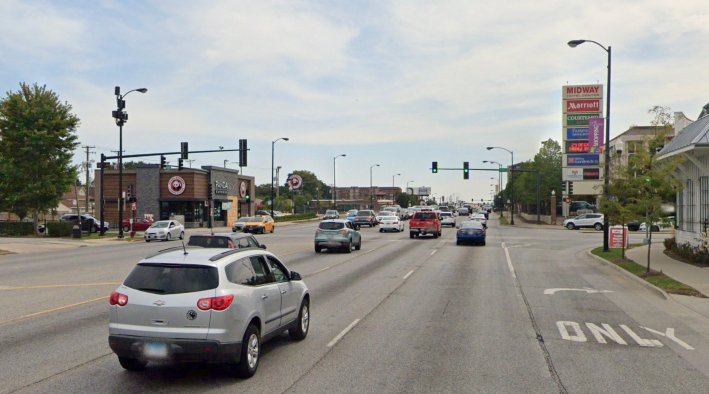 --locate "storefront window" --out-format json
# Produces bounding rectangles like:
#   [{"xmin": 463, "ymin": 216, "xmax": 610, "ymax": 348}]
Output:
[{"xmin": 161, "ymin": 201, "xmax": 204, "ymax": 223}]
